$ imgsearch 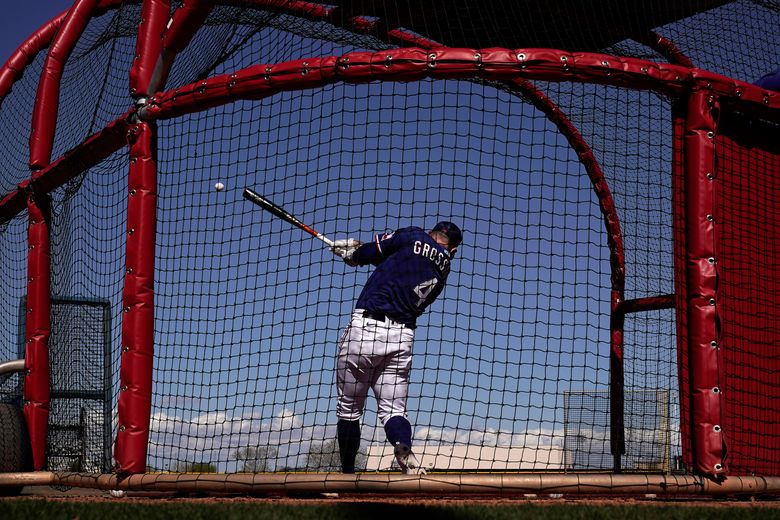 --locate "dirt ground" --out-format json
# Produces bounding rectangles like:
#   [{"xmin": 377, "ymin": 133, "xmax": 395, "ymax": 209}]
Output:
[{"xmin": 9, "ymin": 486, "xmax": 780, "ymax": 507}]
